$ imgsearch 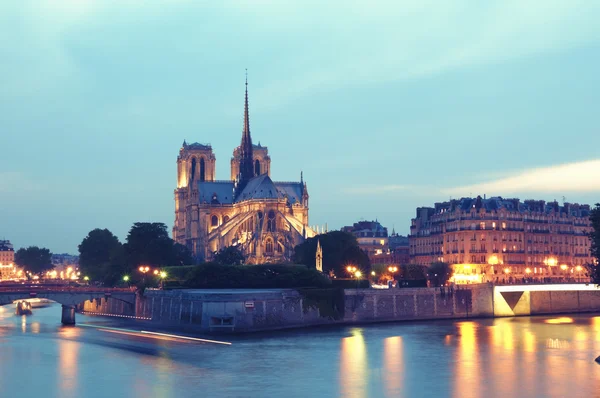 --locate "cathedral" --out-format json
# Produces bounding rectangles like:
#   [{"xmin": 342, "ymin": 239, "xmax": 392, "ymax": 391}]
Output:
[{"xmin": 173, "ymin": 78, "xmax": 315, "ymax": 264}]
